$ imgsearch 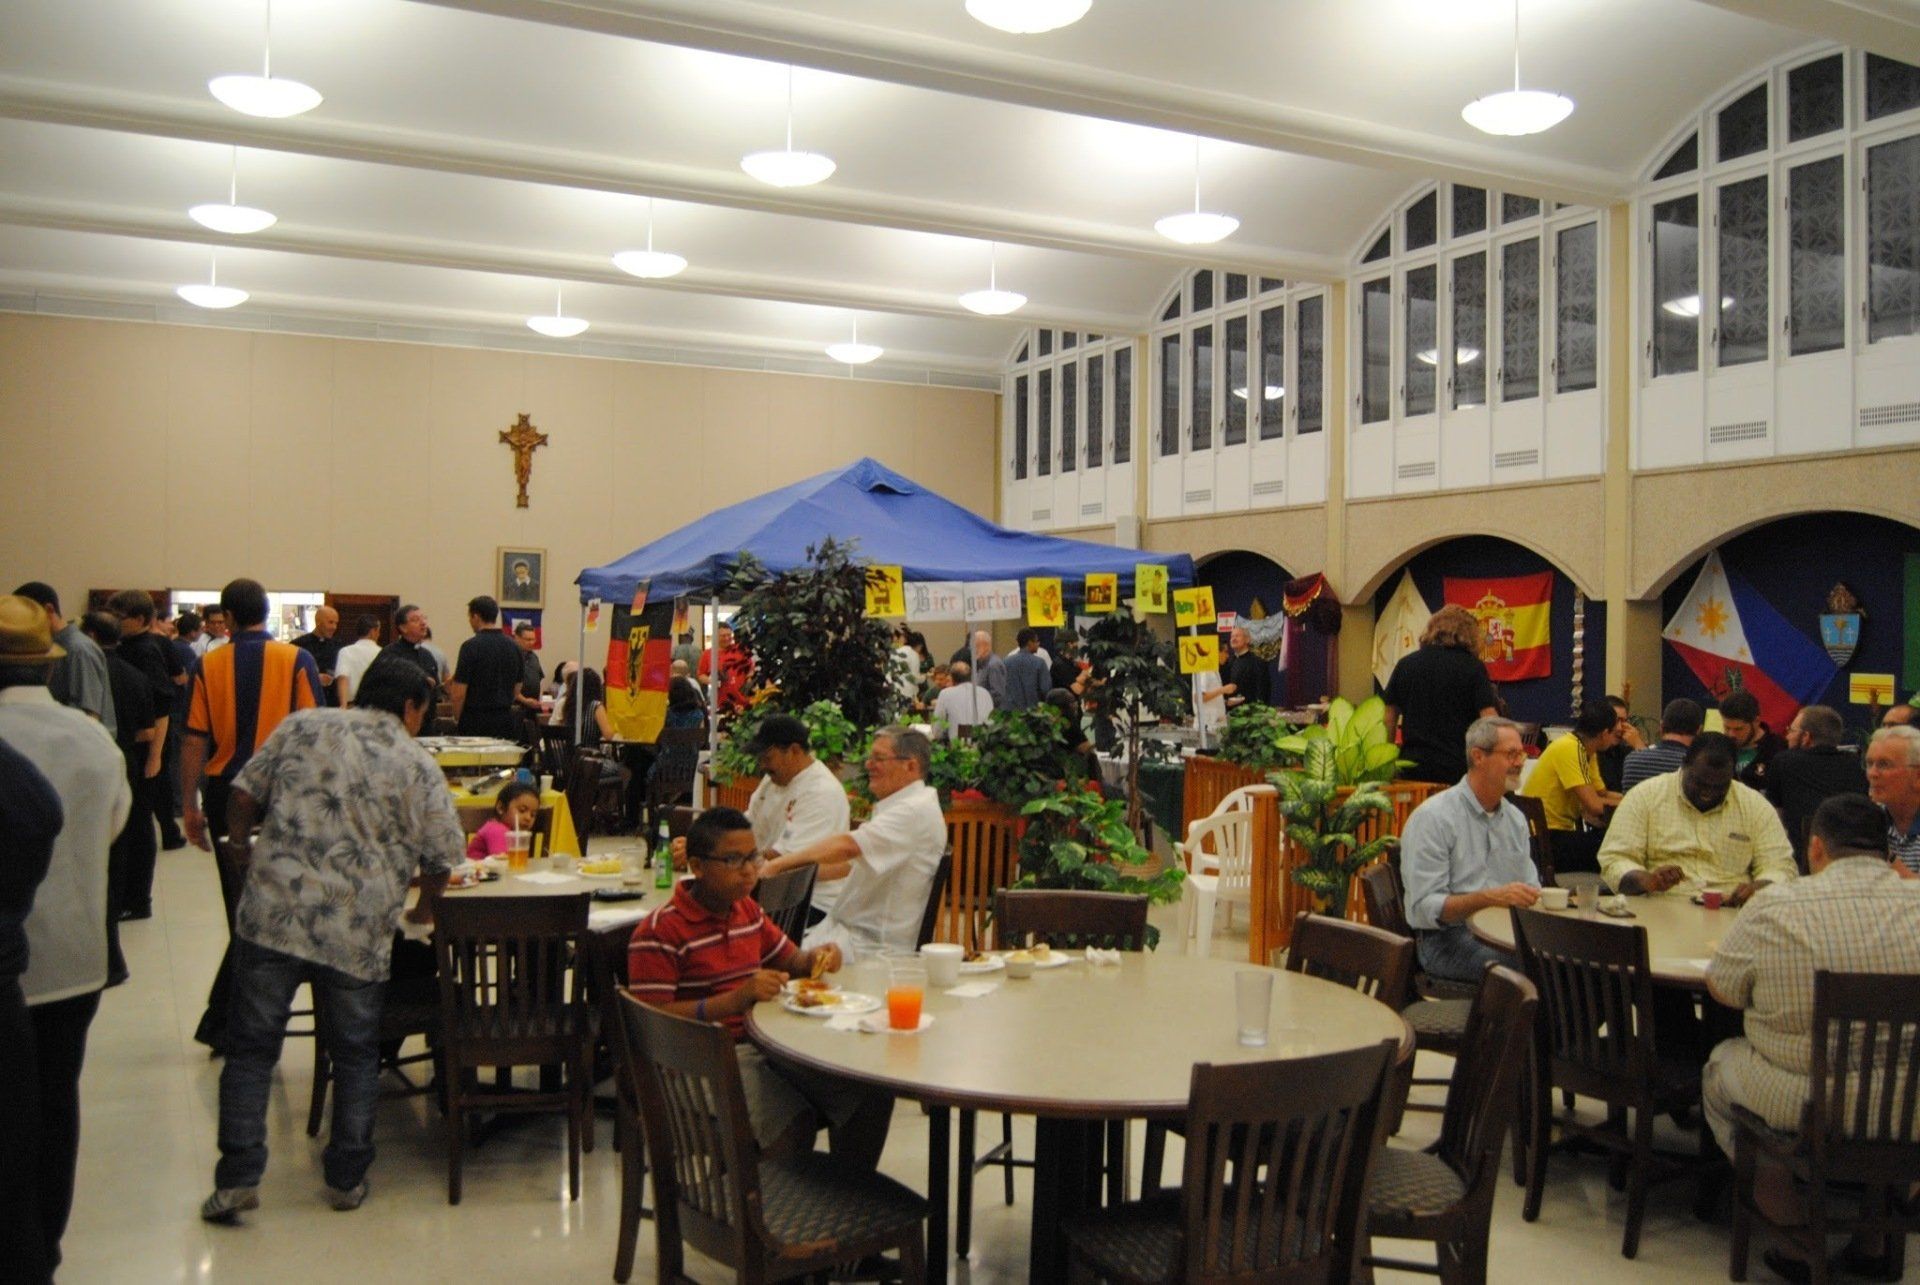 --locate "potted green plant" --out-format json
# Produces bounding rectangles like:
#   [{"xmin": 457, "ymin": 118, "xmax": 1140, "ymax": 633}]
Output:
[
  {"xmin": 1217, "ymin": 703, "xmax": 1301, "ymax": 773},
  {"xmin": 1014, "ymin": 784, "xmax": 1185, "ymax": 948},
  {"xmin": 1268, "ymin": 696, "xmax": 1410, "ymax": 918},
  {"xmin": 1081, "ymin": 613, "xmax": 1190, "ymax": 835},
  {"xmin": 969, "ymin": 705, "xmax": 1085, "ymax": 809}
]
